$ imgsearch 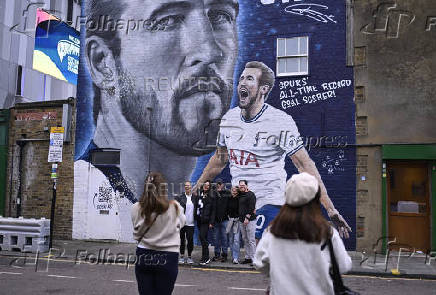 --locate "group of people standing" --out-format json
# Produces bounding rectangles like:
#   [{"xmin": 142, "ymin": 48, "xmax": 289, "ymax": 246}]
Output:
[
  {"xmin": 131, "ymin": 172, "xmax": 352, "ymax": 295},
  {"xmin": 176, "ymin": 178, "xmax": 257, "ymax": 265}
]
